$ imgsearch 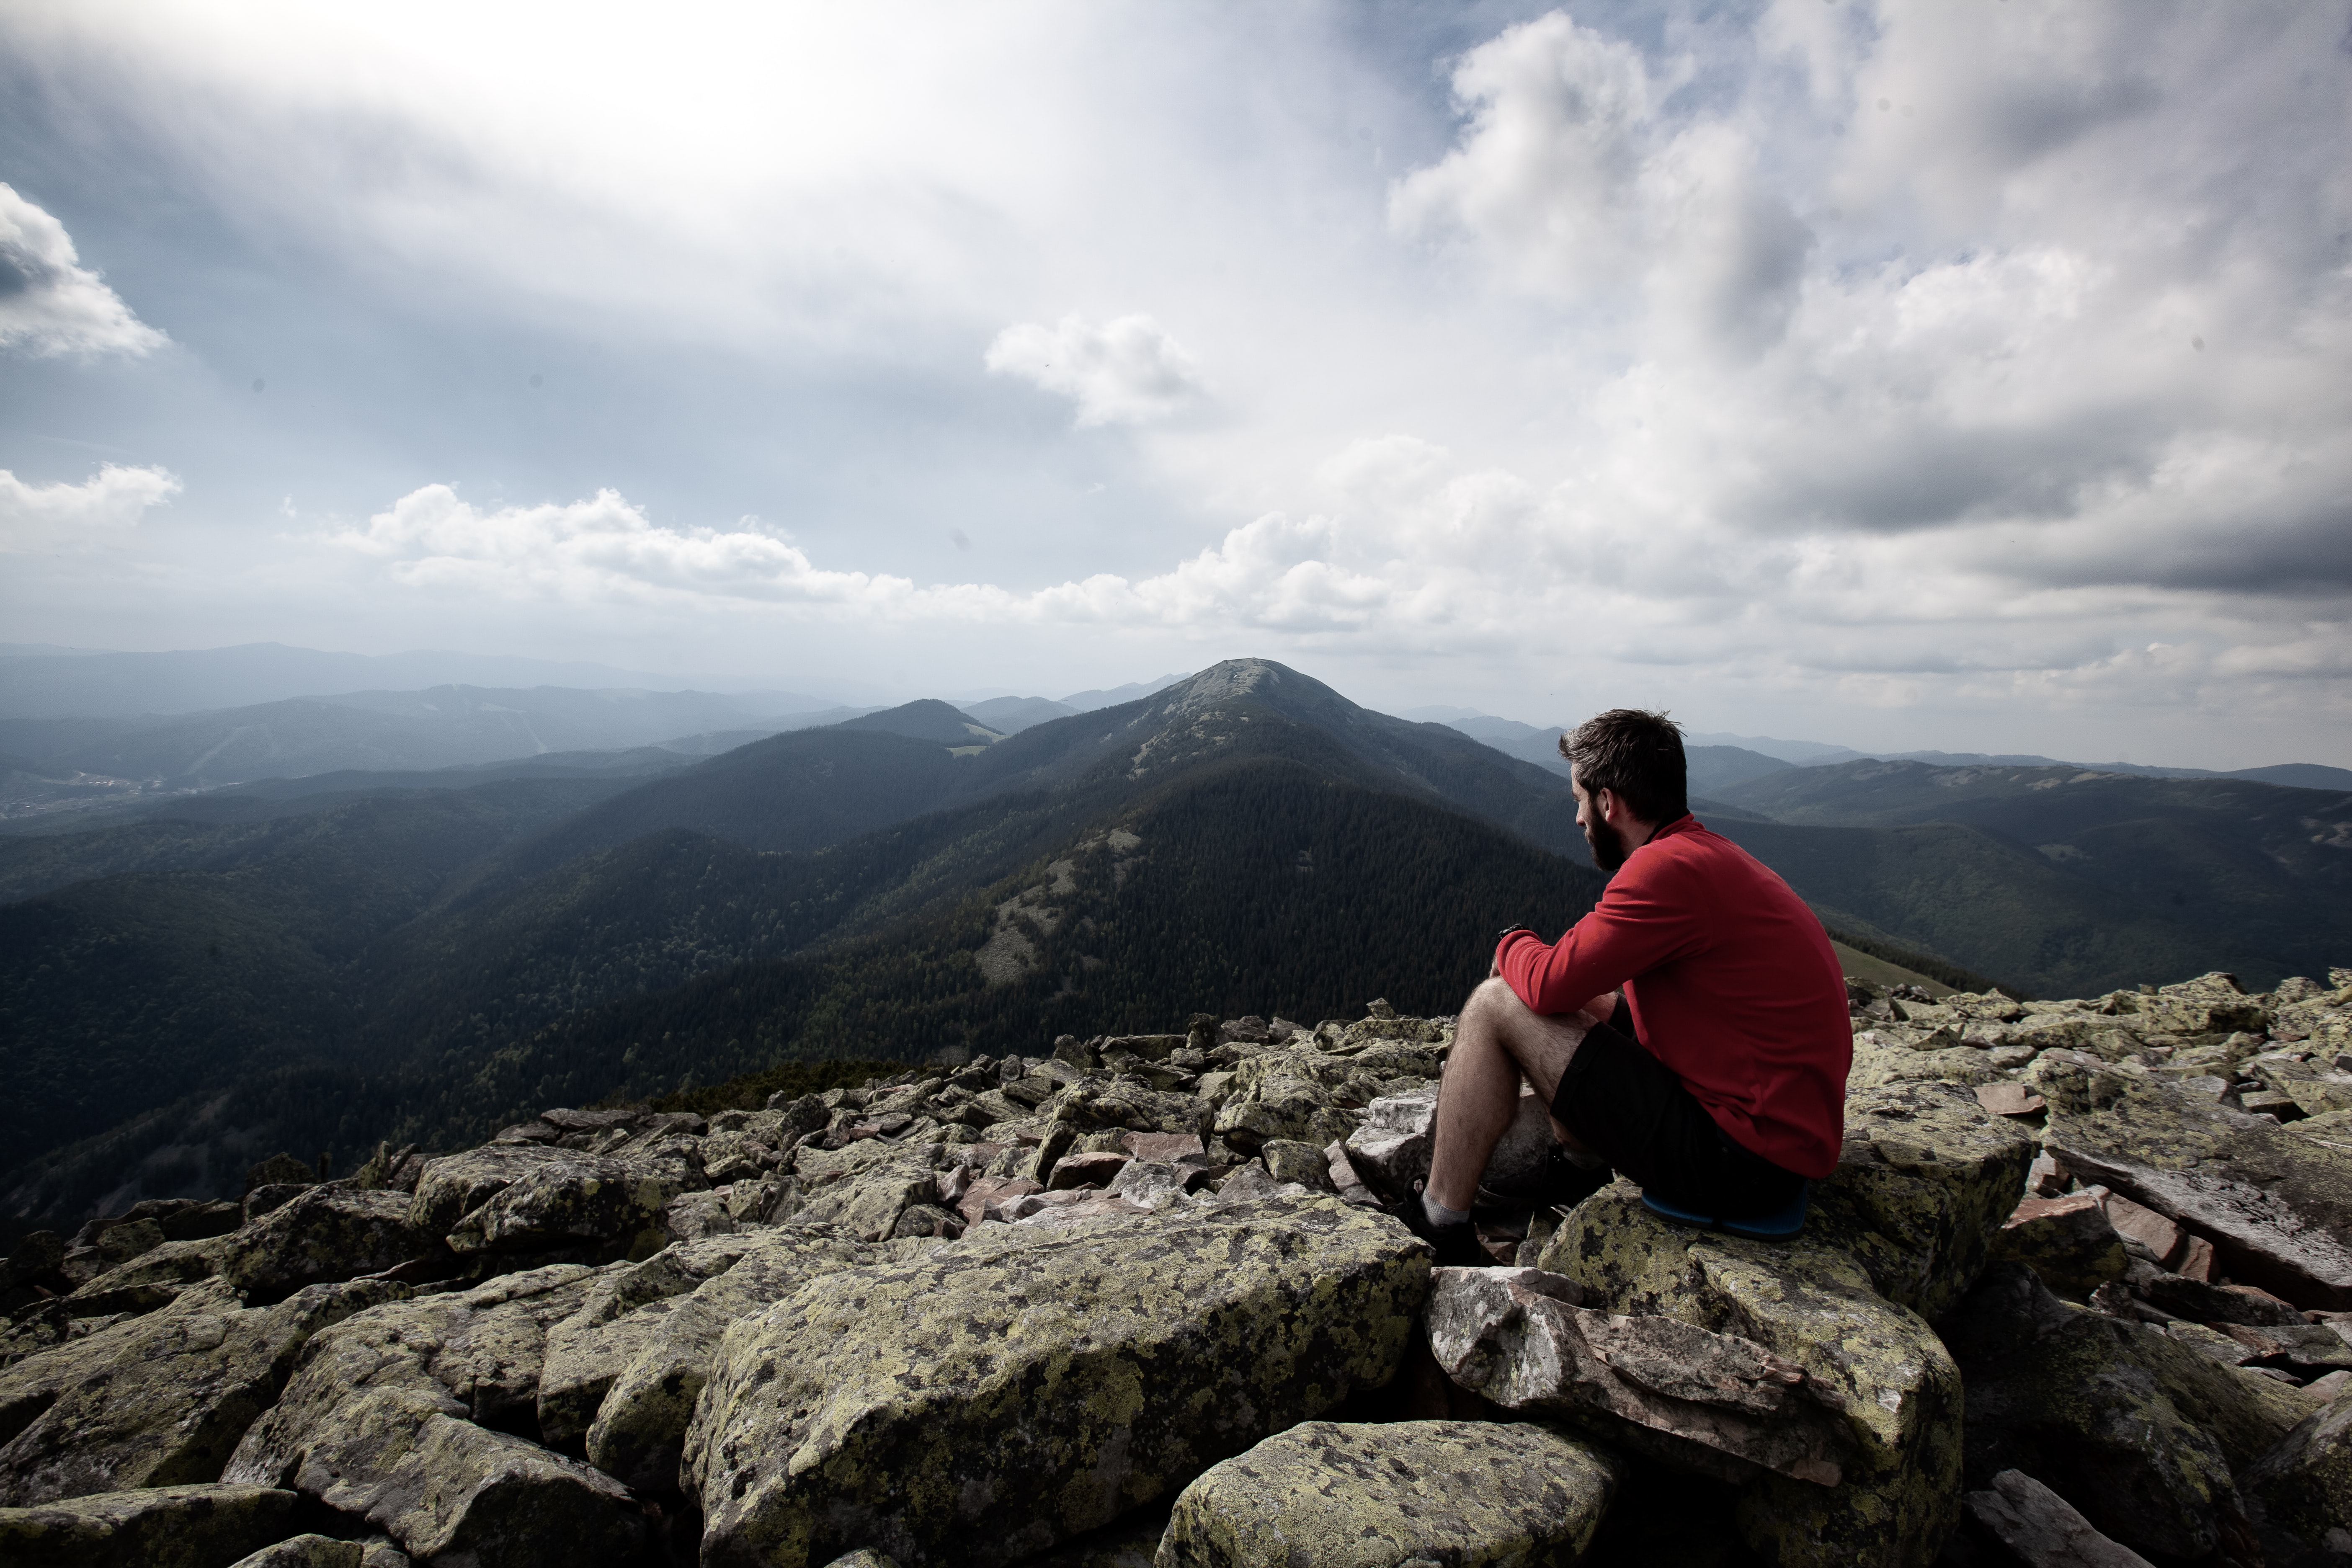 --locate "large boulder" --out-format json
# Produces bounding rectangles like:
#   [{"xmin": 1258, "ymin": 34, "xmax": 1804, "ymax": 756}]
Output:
[
  {"xmin": 1425, "ymin": 1266, "xmax": 1849, "ymax": 1485},
  {"xmin": 224, "ymin": 1265, "xmax": 650, "ymax": 1568},
  {"xmin": 0, "ymin": 1277, "xmax": 404, "ymax": 1504},
  {"xmin": 0, "ymin": 1482, "xmax": 297, "ymax": 1568},
  {"xmin": 2240, "ymin": 1397, "xmax": 2352, "ymax": 1565},
  {"xmin": 787, "ymin": 1142, "xmax": 946, "ymax": 1243},
  {"xmin": 59, "ymin": 1235, "xmax": 236, "ymax": 1318},
  {"xmin": 581, "ymin": 1226, "xmax": 884, "ymax": 1490},
  {"xmin": 1156, "ymin": 1419, "xmax": 1624, "ymax": 1568},
  {"xmin": 1943, "ymin": 1264, "xmax": 2308, "ymax": 1565},
  {"xmin": 1803, "ymin": 1080, "xmax": 2037, "ymax": 1323},
  {"xmin": 1534, "ymin": 1184, "xmax": 1964, "ymax": 1568},
  {"xmin": 535, "ymin": 1233, "xmax": 769, "ymax": 1447},
  {"xmin": 220, "ymin": 1188, "xmax": 434, "ymax": 1302},
  {"xmin": 443, "ymin": 1138, "xmax": 706, "ymax": 1261},
  {"xmin": 2040, "ymin": 1055, "xmax": 2352, "ymax": 1310},
  {"xmin": 684, "ymin": 1194, "xmax": 1429, "ymax": 1568},
  {"xmin": 1957, "ymin": 1469, "xmax": 2160, "ymax": 1568},
  {"xmin": 409, "ymin": 1146, "xmax": 570, "ymax": 1237}
]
